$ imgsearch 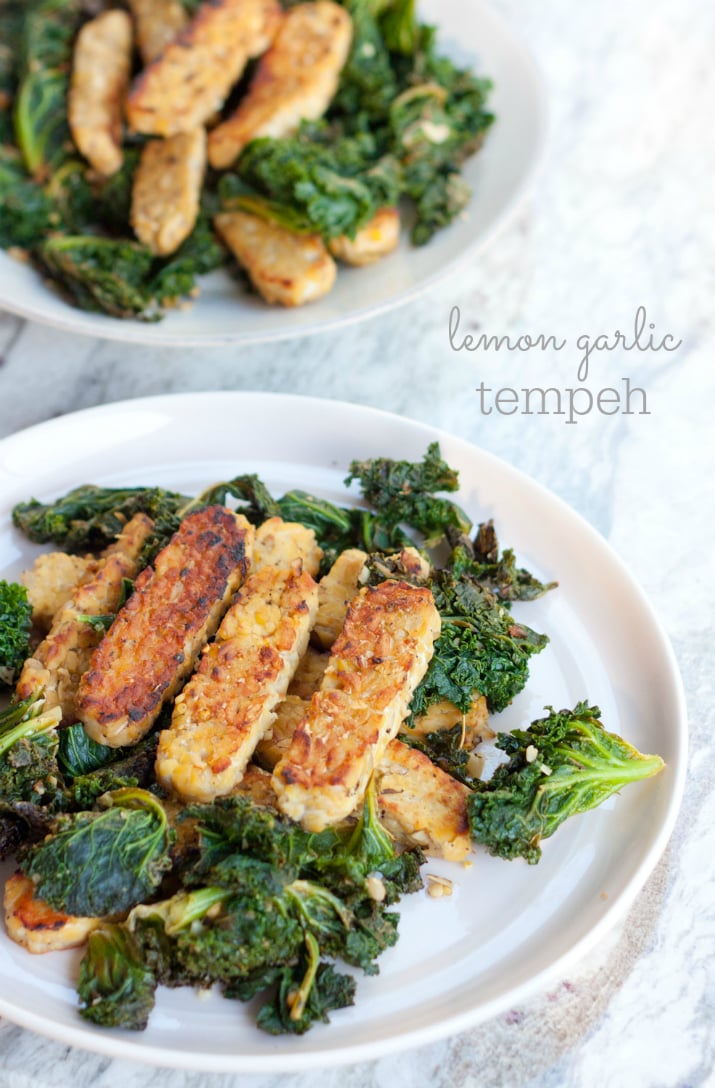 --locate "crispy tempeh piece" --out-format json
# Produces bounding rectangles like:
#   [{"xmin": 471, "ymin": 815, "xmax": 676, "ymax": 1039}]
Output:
[
  {"xmin": 127, "ymin": 0, "xmax": 189, "ymax": 64},
  {"xmin": 329, "ymin": 208, "xmax": 401, "ymax": 267},
  {"xmin": 16, "ymin": 514, "xmax": 154, "ymax": 724},
  {"xmin": 21, "ymin": 552, "xmax": 100, "ymax": 633},
  {"xmin": 375, "ymin": 739, "xmax": 471, "ymax": 862},
  {"xmin": 207, "ymin": 1, "xmax": 352, "ymax": 169},
  {"xmin": 287, "ymin": 645, "xmax": 328, "ymax": 699},
  {"xmin": 156, "ymin": 562, "xmax": 318, "ymax": 802},
  {"xmin": 273, "ymin": 581, "xmax": 441, "ymax": 831},
  {"xmin": 77, "ymin": 507, "xmax": 253, "ymax": 748},
  {"xmin": 131, "ymin": 129, "xmax": 207, "ymax": 256},
  {"xmin": 4, "ymin": 872, "xmax": 102, "ymax": 954},
  {"xmin": 214, "ymin": 211, "xmax": 337, "ymax": 307},
  {"xmin": 312, "ymin": 548, "xmax": 366, "ymax": 650},
  {"xmin": 410, "ymin": 694, "xmax": 493, "ymax": 744},
  {"xmin": 254, "ymin": 692, "xmax": 309, "ymax": 770},
  {"xmin": 126, "ymin": 0, "xmax": 281, "ymax": 137},
  {"xmin": 253, "ymin": 517, "xmax": 322, "ymax": 577},
  {"xmin": 68, "ymin": 10, "xmax": 133, "ymax": 177}
]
